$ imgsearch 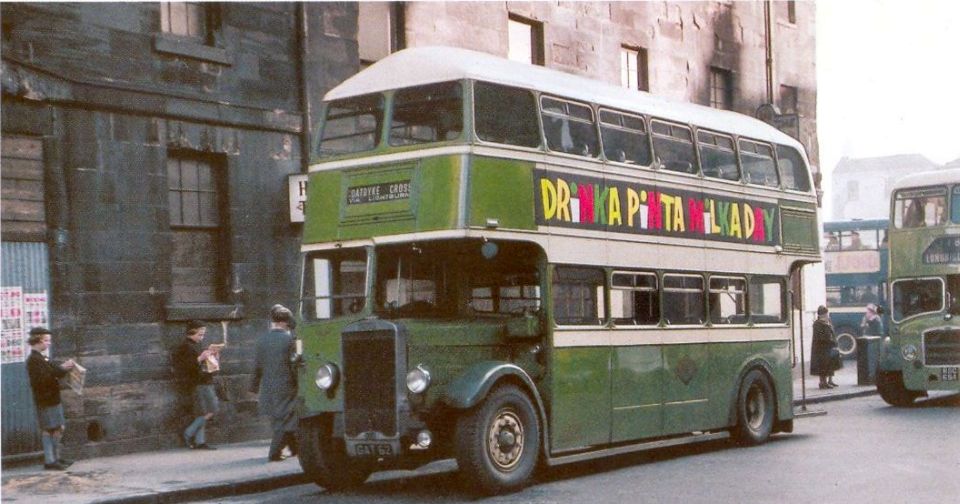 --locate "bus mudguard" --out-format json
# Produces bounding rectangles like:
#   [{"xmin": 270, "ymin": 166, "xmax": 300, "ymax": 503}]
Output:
[{"xmin": 440, "ymin": 360, "xmax": 544, "ymax": 412}]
